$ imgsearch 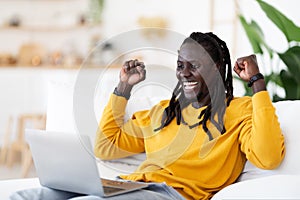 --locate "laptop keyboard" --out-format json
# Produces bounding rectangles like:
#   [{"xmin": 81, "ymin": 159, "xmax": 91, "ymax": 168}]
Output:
[{"xmin": 103, "ymin": 186, "xmax": 126, "ymax": 194}]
